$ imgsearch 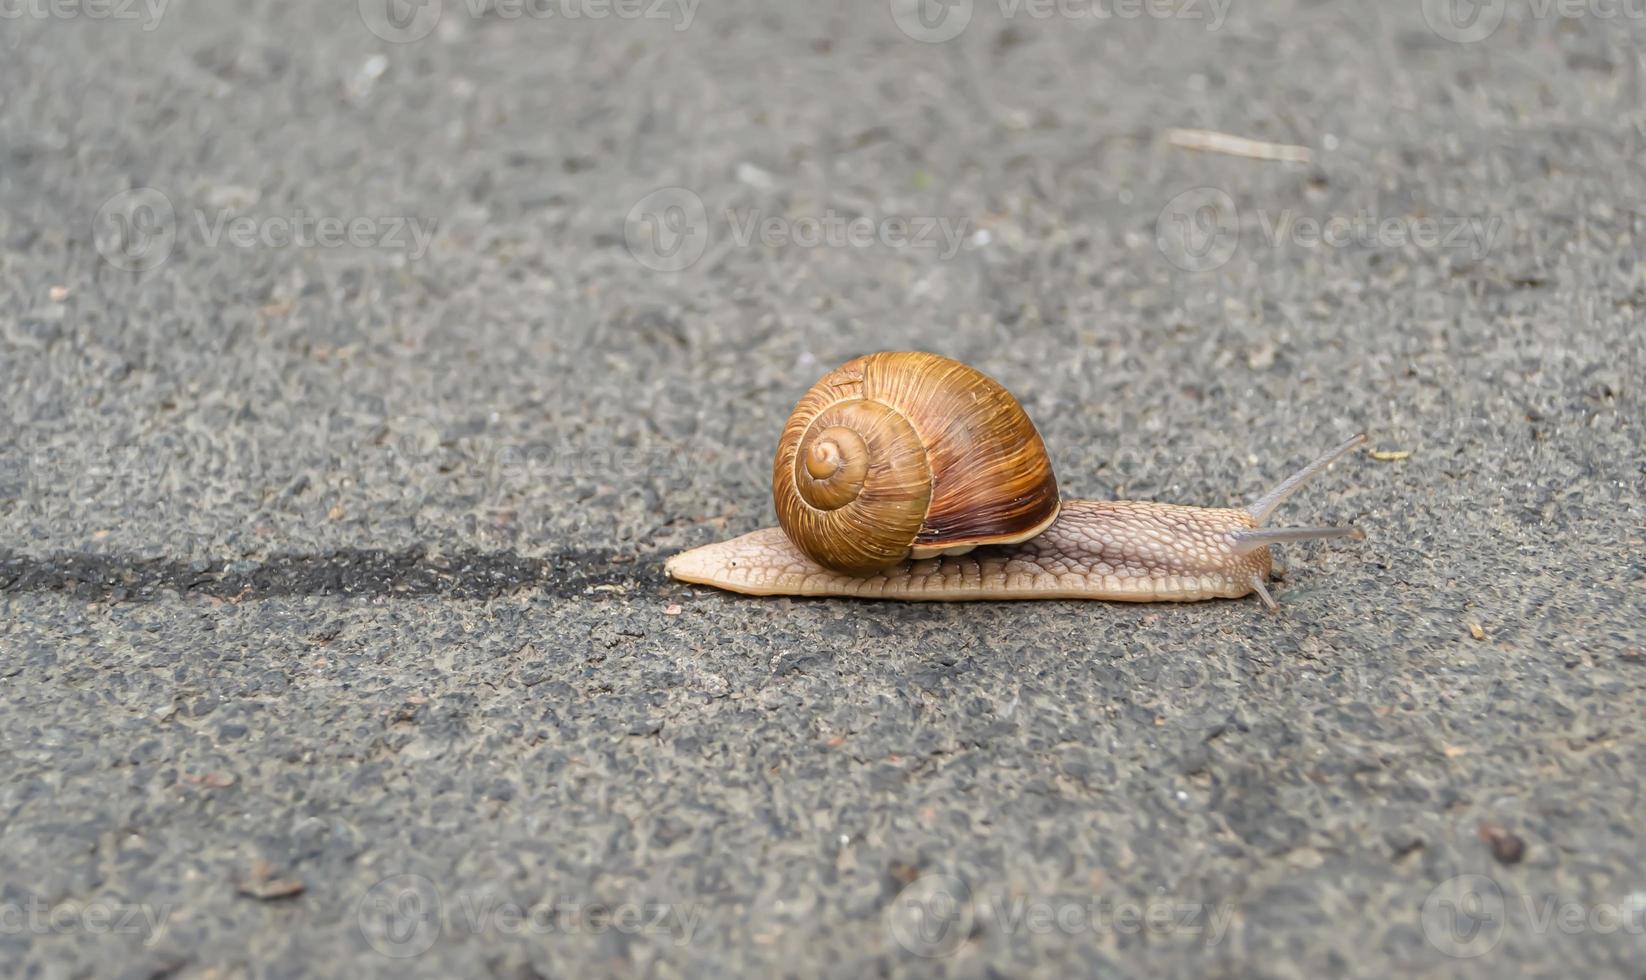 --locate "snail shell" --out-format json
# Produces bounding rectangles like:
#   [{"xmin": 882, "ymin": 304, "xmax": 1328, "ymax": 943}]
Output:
[{"xmin": 771, "ymin": 351, "xmax": 1061, "ymax": 575}]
